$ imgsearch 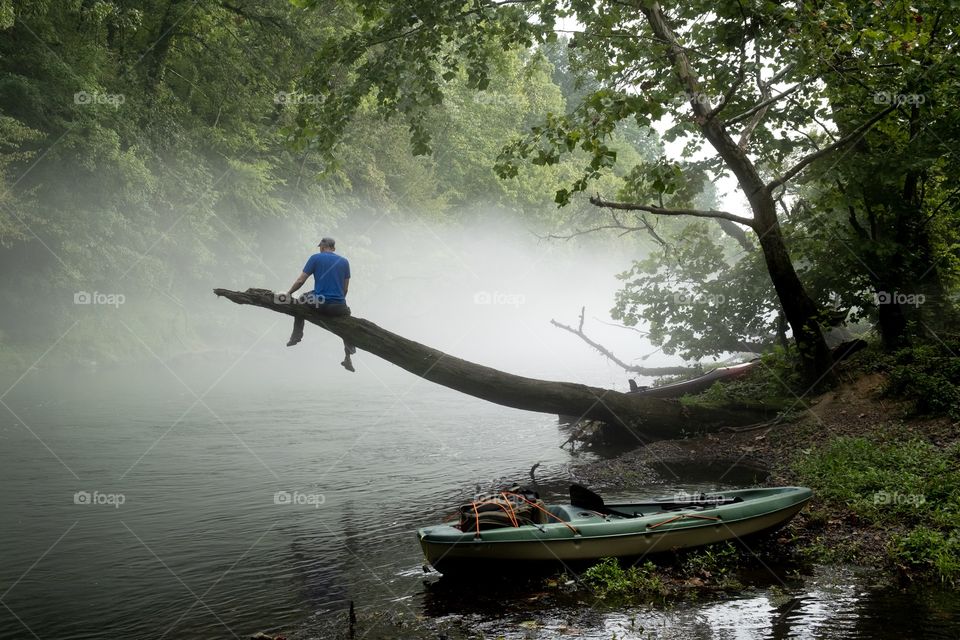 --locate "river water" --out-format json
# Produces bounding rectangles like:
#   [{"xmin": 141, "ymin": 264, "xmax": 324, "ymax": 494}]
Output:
[{"xmin": 1, "ymin": 357, "xmax": 957, "ymax": 639}]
